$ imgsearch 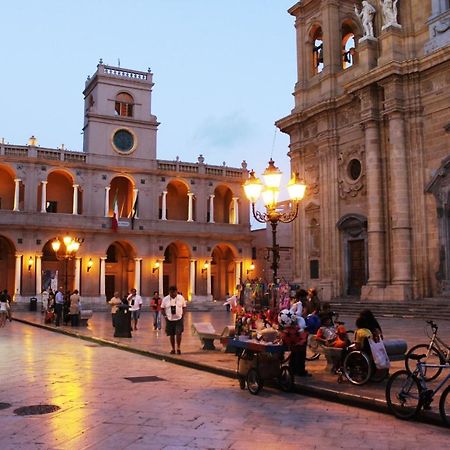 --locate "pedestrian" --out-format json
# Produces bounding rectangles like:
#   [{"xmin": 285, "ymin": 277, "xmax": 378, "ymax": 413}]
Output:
[
  {"xmin": 150, "ymin": 291, "xmax": 162, "ymax": 330},
  {"xmin": 3, "ymin": 289, "xmax": 12, "ymax": 322},
  {"xmin": 0, "ymin": 289, "xmax": 8, "ymax": 327},
  {"xmin": 69, "ymin": 290, "xmax": 81, "ymax": 326},
  {"xmin": 41, "ymin": 289, "xmax": 49, "ymax": 314},
  {"xmin": 305, "ymin": 288, "xmax": 320, "ymax": 315},
  {"xmin": 108, "ymin": 291, "xmax": 122, "ymax": 328},
  {"xmin": 161, "ymin": 285, "xmax": 187, "ymax": 354},
  {"xmin": 54, "ymin": 287, "xmax": 64, "ymax": 326},
  {"xmin": 127, "ymin": 288, "xmax": 143, "ymax": 331}
]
